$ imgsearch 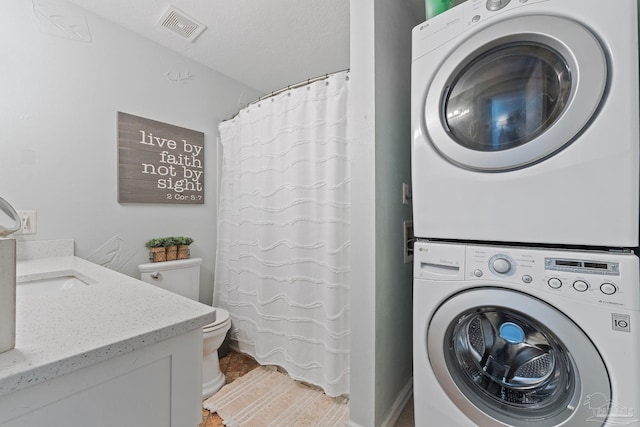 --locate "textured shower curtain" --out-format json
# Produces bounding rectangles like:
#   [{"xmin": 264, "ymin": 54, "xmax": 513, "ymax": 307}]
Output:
[{"xmin": 214, "ymin": 71, "xmax": 350, "ymax": 397}]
